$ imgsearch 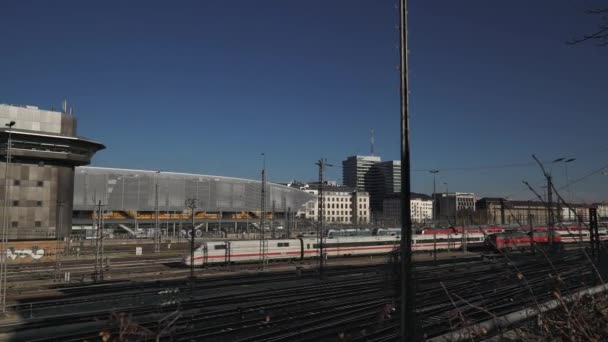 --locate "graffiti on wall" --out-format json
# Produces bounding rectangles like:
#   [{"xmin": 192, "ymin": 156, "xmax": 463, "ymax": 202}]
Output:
[{"xmin": 5, "ymin": 247, "xmax": 45, "ymax": 260}]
